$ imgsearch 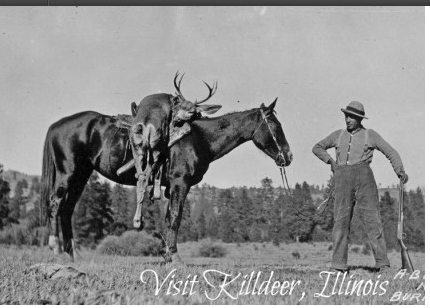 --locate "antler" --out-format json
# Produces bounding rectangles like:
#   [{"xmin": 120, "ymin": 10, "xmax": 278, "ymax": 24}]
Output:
[
  {"xmin": 195, "ymin": 80, "xmax": 218, "ymax": 105},
  {"xmin": 174, "ymin": 71, "xmax": 186, "ymax": 100}
]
